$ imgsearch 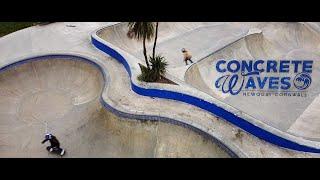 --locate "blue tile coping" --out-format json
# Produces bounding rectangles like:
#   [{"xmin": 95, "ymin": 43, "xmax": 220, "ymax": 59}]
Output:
[
  {"xmin": 91, "ymin": 31, "xmax": 320, "ymax": 154},
  {"xmin": 0, "ymin": 54, "xmax": 239, "ymax": 158}
]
